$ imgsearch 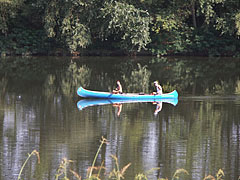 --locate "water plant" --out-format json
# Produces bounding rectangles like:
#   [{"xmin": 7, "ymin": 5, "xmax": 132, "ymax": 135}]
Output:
[
  {"xmin": 203, "ymin": 169, "xmax": 224, "ymax": 180},
  {"xmin": 17, "ymin": 140, "xmax": 231, "ymax": 180},
  {"xmin": 87, "ymin": 136, "xmax": 108, "ymax": 179},
  {"xmin": 108, "ymin": 155, "xmax": 131, "ymax": 180},
  {"xmin": 17, "ymin": 150, "xmax": 40, "ymax": 180},
  {"xmin": 134, "ymin": 168, "xmax": 160, "ymax": 180},
  {"xmin": 55, "ymin": 158, "xmax": 74, "ymax": 180}
]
